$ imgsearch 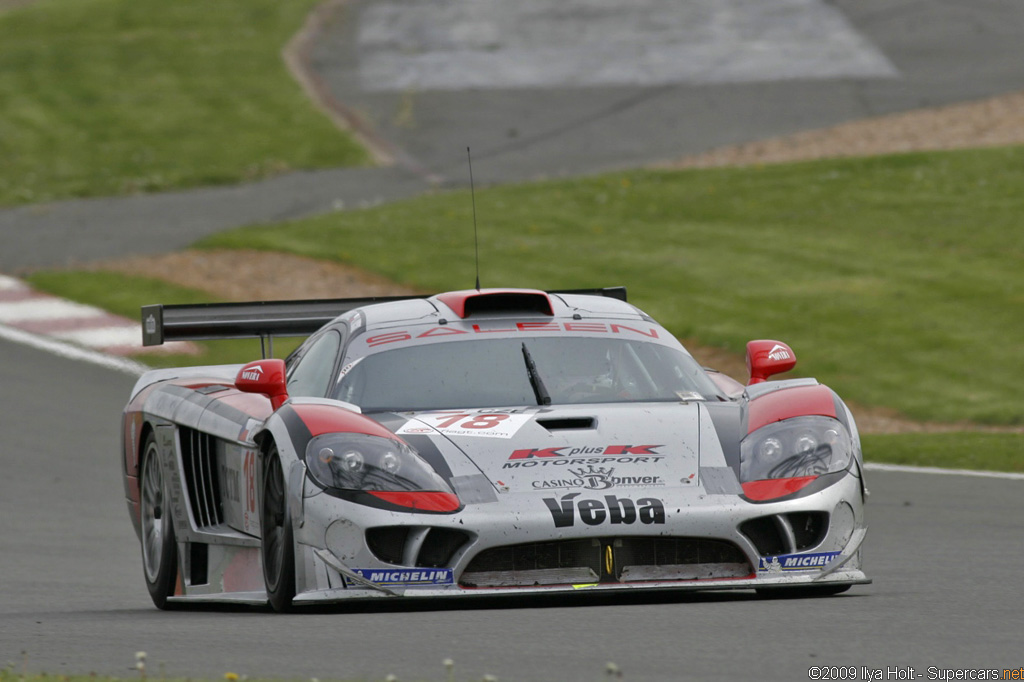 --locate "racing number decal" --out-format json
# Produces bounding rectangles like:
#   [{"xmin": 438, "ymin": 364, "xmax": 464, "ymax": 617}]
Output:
[
  {"xmin": 432, "ymin": 413, "xmax": 510, "ymax": 430},
  {"xmin": 397, "ymin": 411, "xmax": 532, "ymax": 439}
]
